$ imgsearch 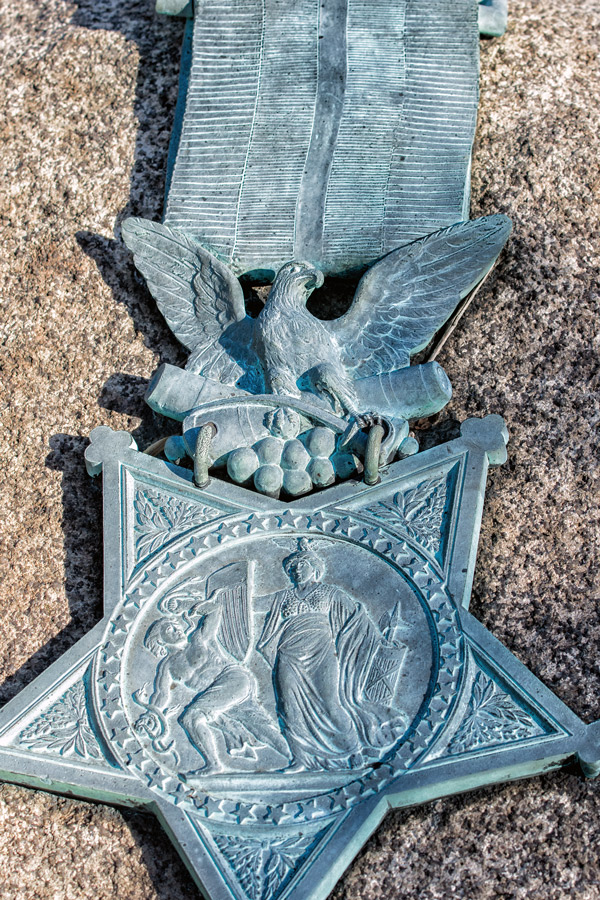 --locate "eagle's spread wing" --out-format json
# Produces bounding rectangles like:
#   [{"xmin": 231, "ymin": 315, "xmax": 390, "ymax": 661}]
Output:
[
  {"xmin": 327, "ymin": 215, "xmax": 512, "ymax": 378},
  {"xmin": 121, "ymin": 217, "xmax": 256, "ymax": 383}
]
